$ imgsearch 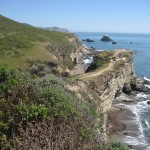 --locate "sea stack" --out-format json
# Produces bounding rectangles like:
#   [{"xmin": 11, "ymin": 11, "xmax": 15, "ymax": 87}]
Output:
[{"xmin": 101, "ymin": 35, "xmax": 113, "ymax": 41}]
